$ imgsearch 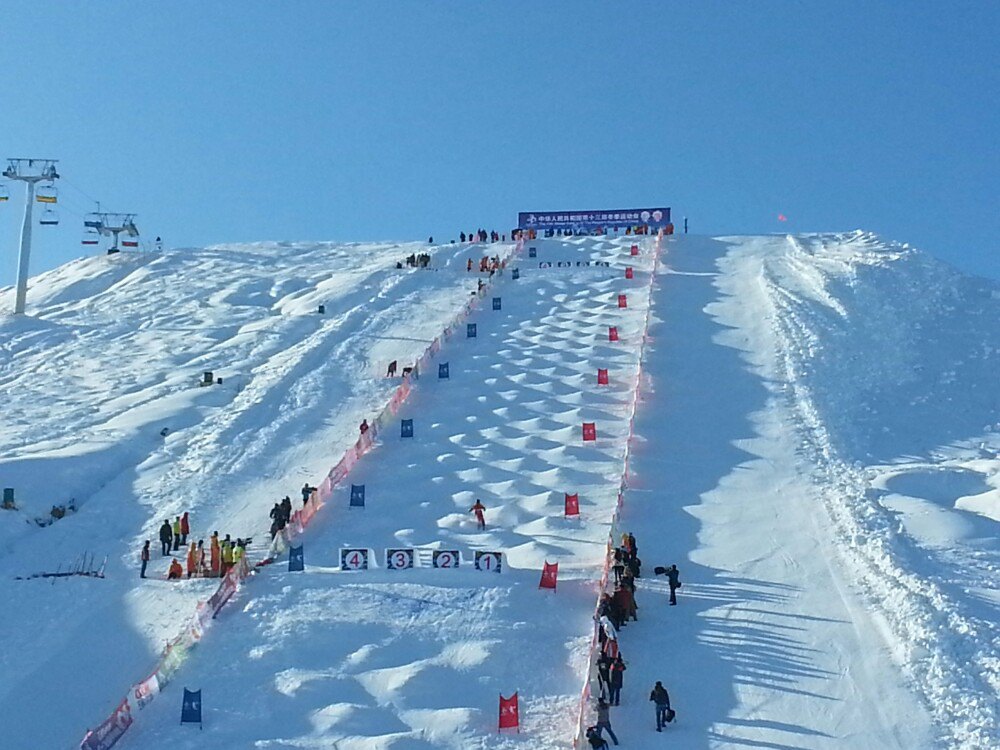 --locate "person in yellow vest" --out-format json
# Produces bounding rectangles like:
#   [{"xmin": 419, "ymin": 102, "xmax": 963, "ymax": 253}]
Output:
[
  {"xmin": 172, "ymin": 516, "xmax": 182, "ymax": 551},
  {"xmin": 210, "ymin": 532, "xmax": 221, "ymax": 577},
  {"xmin": 167, "ymin": 558, "xmax": 183, "ymax": 580},
  {"xmin": 221, "ymin": 538, "xmax": 234, "ymax": 575},
  {"xmin": 186, "ymin": 542, "xmax": 198, "ymax": 578},
  {"xmin": 233, "ymin": 539, "xmax": 245, "ymax": 570}
]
